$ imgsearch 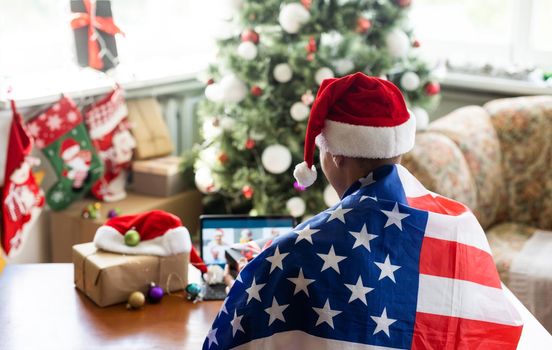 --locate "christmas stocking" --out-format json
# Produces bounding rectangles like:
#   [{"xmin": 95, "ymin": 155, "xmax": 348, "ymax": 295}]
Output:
[
  {"xmin": 1, "ymin": 101, "xmax": 45, "ymax": 256},
  {"xmin": 27, "ymin": 96, "xmax": 103, "ymax": 211},
  {"xmin": 84, "ymin": 87, "xmax": 135, "ymax": 202}
]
